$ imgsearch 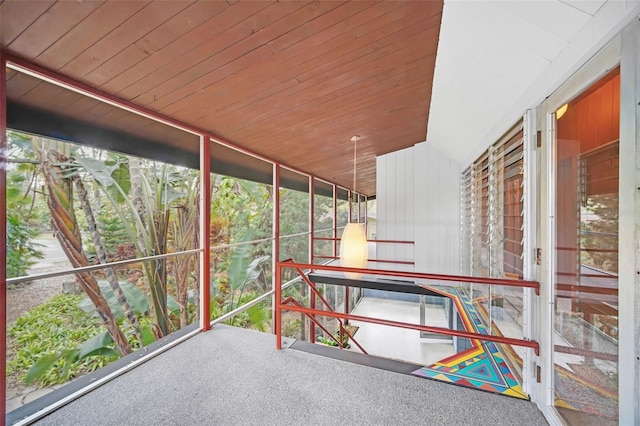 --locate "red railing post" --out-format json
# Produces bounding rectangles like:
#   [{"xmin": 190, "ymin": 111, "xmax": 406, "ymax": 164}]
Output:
[
  {"xmin": 345, "ymin": 286, "xmax": 350, "ymax": 325},
  {"xmin": 275, "ymin": 262, "xmax": 282, "ymax": 349},
  {"xmin": 309, "ymin": 178, "xmax": 315, "ymax": 343},
  {"xmin": 294, "ymin": 267, "xmax": 367, "ymax": 353},
  {"xmin": 200, "ymin": 133, "xmax": 211, "ymax": 331},
  {"xmin": 1, "ymin": 51, "xmax": 8, "ymax": 426},
  {"xmin": 275, "ymin": 260, "xmax": 541, "ymax": 356},
  {"xmin": 333, "ymin": 184, "xmax": 338, "ymax": 257},
  {"xmin": 309, "ymin": 177, "xmax": 314, "ymax": 265},
  {"xmin": 274, "ymin": 164, "xmax": 282, "ymax": 348},
  {"xmin": 309, "ymin": 289, "xmax": 316, "ymax": 344}
]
